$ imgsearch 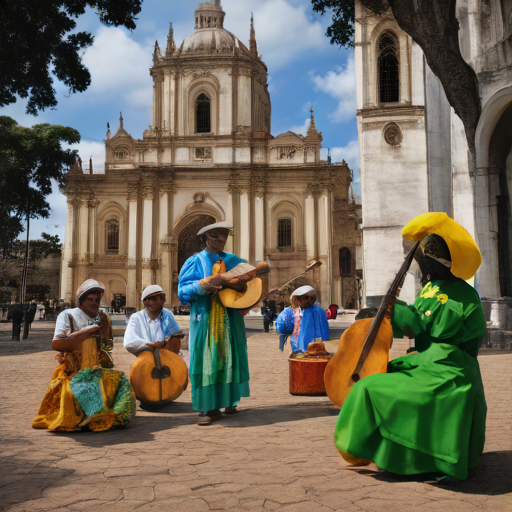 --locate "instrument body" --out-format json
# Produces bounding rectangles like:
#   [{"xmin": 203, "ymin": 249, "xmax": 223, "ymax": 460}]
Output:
[
  {"xmin": 217, "ymin": 262, "xmax": 269, "ymax": 309},
  {"xmin": 324, "ymin": 317, "xmax": 393, "ymax": 407},
  {"xmin": 324, "ymin": 241, "xmax": 420, "ymax": 408},
  {"xmin": 129, "ymin": 348, "xmax": 188, "ymax": 405}
]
